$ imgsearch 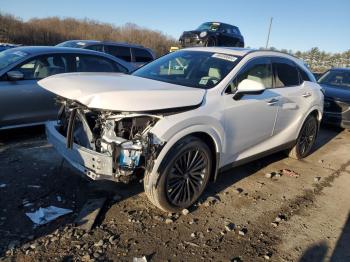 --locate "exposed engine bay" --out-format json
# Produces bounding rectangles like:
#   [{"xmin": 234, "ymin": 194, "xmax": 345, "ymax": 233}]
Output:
[{"xmin": 56, "ymin": 99, "xmax": 165, "ymax": 183}]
